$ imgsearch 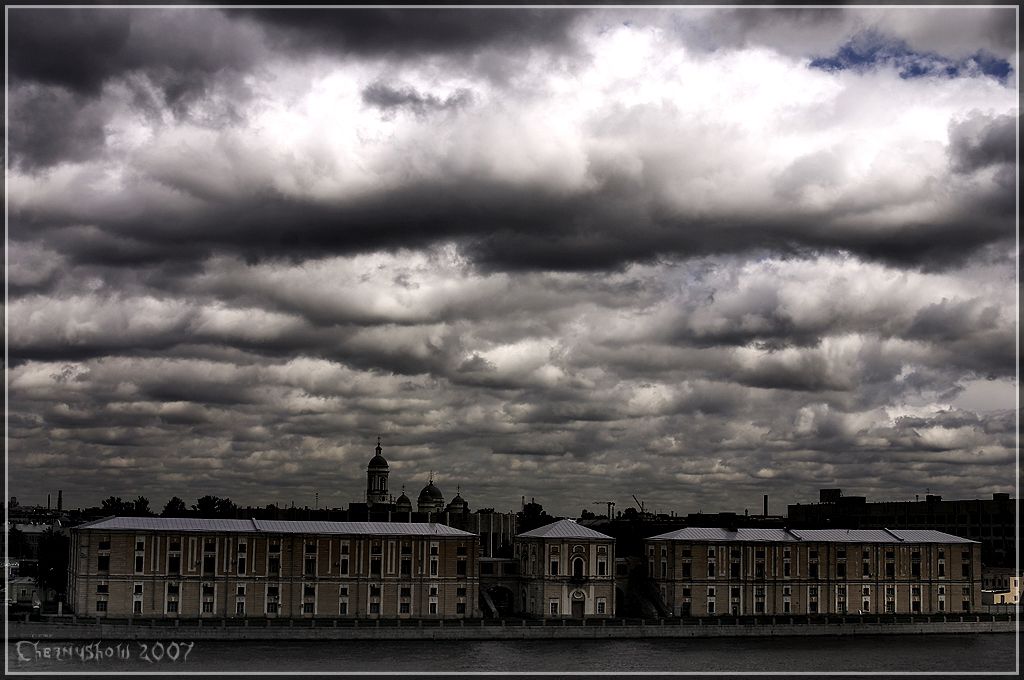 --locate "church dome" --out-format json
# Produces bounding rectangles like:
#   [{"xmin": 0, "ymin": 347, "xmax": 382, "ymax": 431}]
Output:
[
  {"xmin": 367, "ymin": 441, "xmax": 388, "ymax": 470},
  {"xmin": 418, "ymin": 480, "xmax": 443, "ymax": 501},
  {"xmin": 395, "ymin": 491, "xmax": 412, "ymax": 512}
]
